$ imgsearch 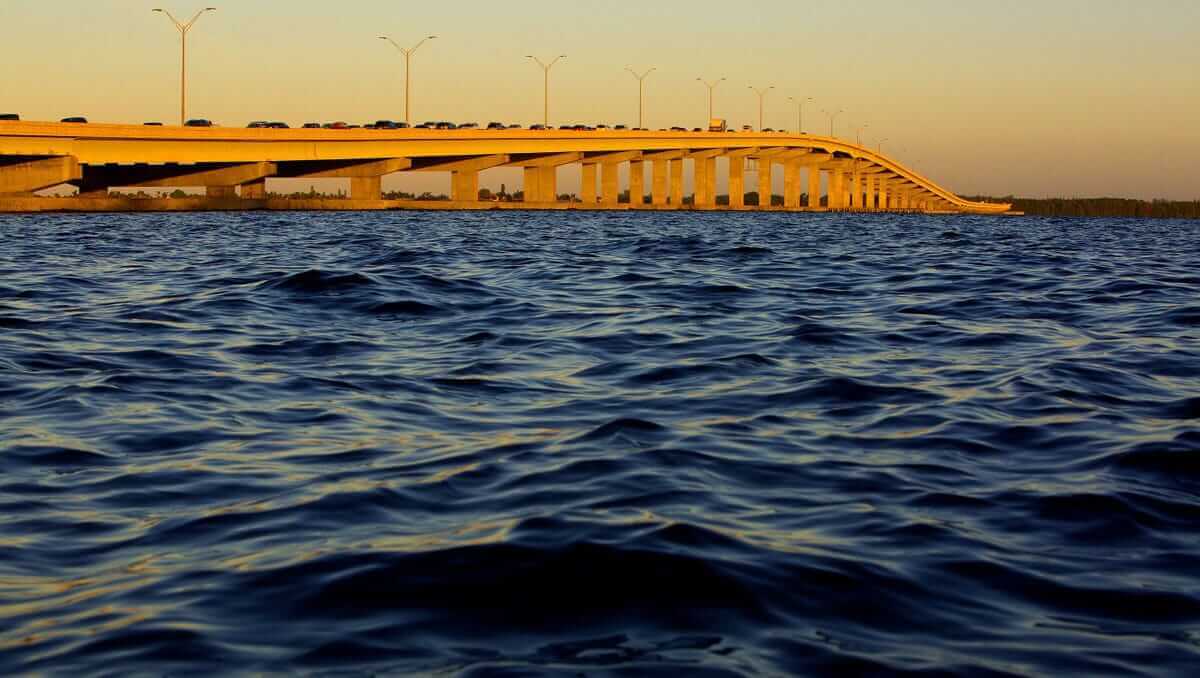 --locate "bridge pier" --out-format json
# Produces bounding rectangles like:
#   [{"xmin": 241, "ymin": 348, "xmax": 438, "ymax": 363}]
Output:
[
  {"xmin": 850, "ymin": 169, "xmax": 862, "ymax": 209},
  {"xmin": 877, "ymin": 176, "xmax": 890, "ymax": 211},
  {"xmin": 580, "ymin": 163, "xmax": 597, "ymax": 204},
  {"xmin": 650, "ymin": 159, "xmax": 668, "ymax": 206},
  {"xmin": 242, "ymin": 179, "xmax": 267, "ymax": 199},
  {"xmin": 629, "ymin": 161, "xmax": 645, "ymax": 207},
  {"xmin": 756, "ymin": 156, "xmax": 772, "ymax": 207},
  {"xmin": 783, "ymin": 161, "xmax": 800, "ymax": 208},
  {"xmin": 689, "ymin": 151, "xmax": 720, "ymax": 209},
  {"xmin": 728, "ymin": 156, "xmax": 745, "ymax": 208},
  {"xmin": 1, "ymin": 156, "xmax": 81, "ymax": 195},
  {"xmin": 601, "ymin": 162, "xmax": 620, "ymax": 205},
  {"xmin": 670, "ymin": 158, "xmax": 684, "ymax": 206},
  {"xmin": 807, "ymin": 163, "xmax": 821, "ymax": 209},
  {"xmin": 828, "ymin": 169, "xmax": 846, "ymax": 210}
]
